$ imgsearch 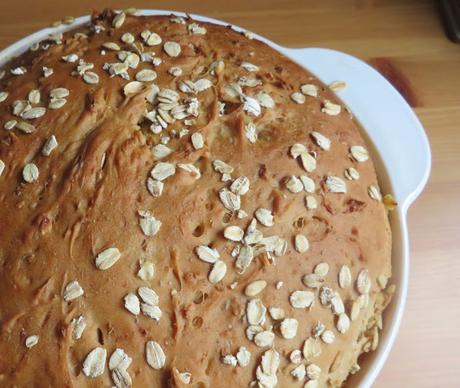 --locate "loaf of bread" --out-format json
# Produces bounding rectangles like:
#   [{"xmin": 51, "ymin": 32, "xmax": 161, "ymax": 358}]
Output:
[{"xmin": 0, "ymin": 9, "xmax": 395, "ymax": 387}]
